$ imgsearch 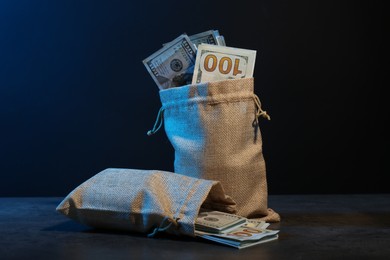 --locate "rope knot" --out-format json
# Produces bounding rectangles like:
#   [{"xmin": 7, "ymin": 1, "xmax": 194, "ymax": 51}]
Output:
[
  {"xmin": 258, "ymin": 110, "xmax": 271, "ymax": 121},
  {"xmin": 147, "ymin": 107, "xmax": 165, "ymax": 136},
  {"xmin": 253, "ymin": 94, "xmax": 271, "ymax": 121}
]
